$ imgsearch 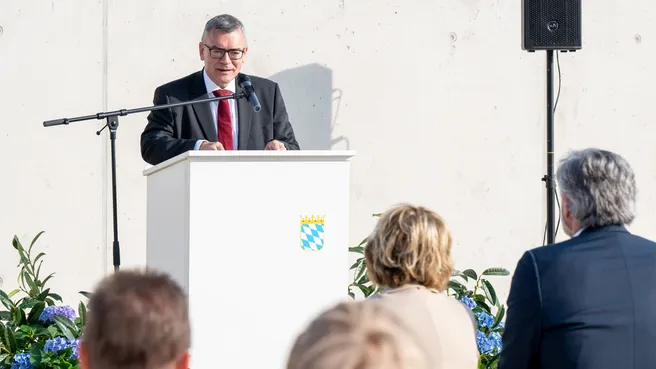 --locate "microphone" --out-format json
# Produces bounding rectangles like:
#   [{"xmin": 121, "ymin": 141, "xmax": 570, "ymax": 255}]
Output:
[{"xmin": 237, "ymin": 75, "xmax": 262, "ymax": 112}]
